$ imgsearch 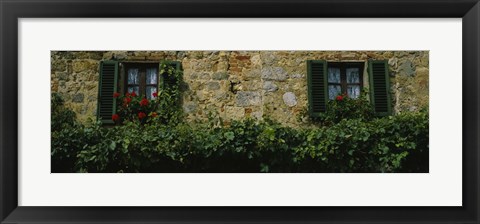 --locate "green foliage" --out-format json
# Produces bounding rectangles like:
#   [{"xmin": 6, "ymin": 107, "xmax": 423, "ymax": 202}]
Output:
[
  {"xmin": 51, "ymin": 93, "xmax": 84, "ymax": 172},
  {"xmin": 114, "ymin": 92, "xmax": 157, "ymax": 124},
  {"xmin": 52, "ymin": 107, "xmax": 428, "ymax": 172},
  {"xmin": 112, "ymin": 61, "xmax": 183, "ymax": 125},
  {"xmin": 51, "ymin": 93, "xmax": 77, "ymax": 132},
  {"xmin": 295, "ymin": 111, "xmax": 429, "ymax": 172},
  {"xmin": 155, "ymin": 61, "xmax": 184, "ymax": 125},
  {"xmin": 52, "ymin": 85, "xmax": 428, "ymax": 173},
  {"xmin": 315, "ymin": 91, "xmax": 375, "ymax": 126}
]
